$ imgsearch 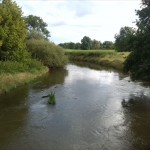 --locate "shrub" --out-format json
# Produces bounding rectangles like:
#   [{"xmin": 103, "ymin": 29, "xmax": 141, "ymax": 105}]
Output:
[
  {"xmin": 0, "ymin": 59, "xmax": 45, "ymax": 74},
  {"xmin": 26, "ymin": 39, "xmax": 67, "ymax": 68}
]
